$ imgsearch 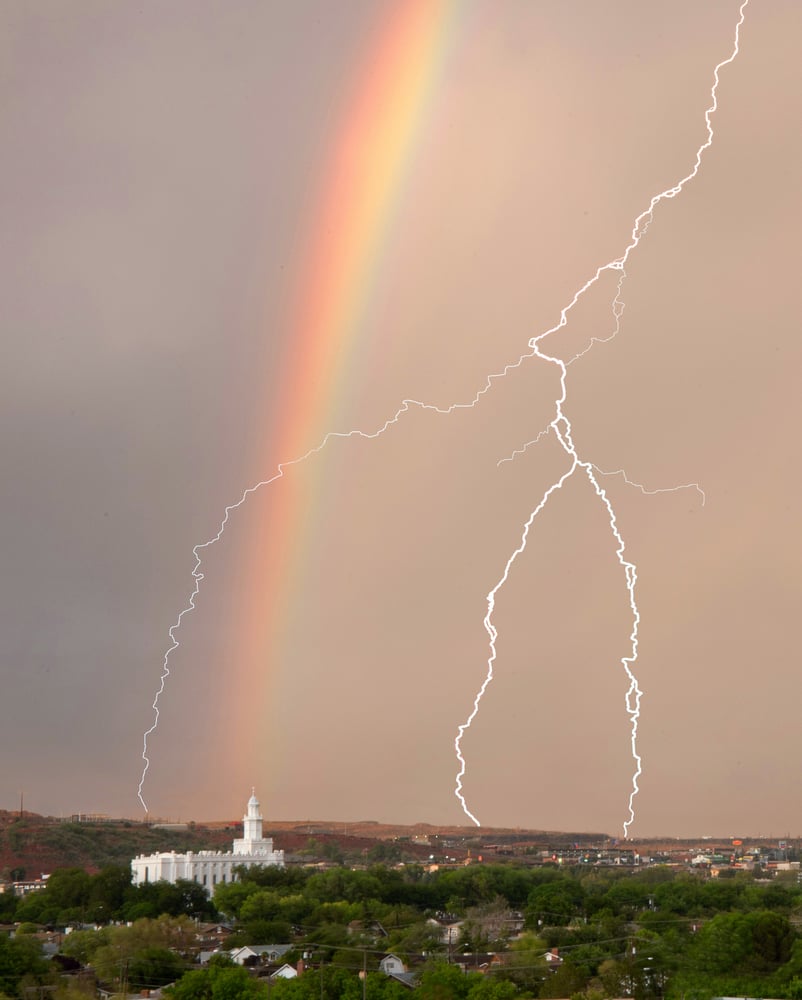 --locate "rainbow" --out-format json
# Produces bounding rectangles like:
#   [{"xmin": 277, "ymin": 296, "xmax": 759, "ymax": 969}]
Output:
[{"xmin": 232, "ymin": 0, "xmax": 460, "ymax": 748}]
